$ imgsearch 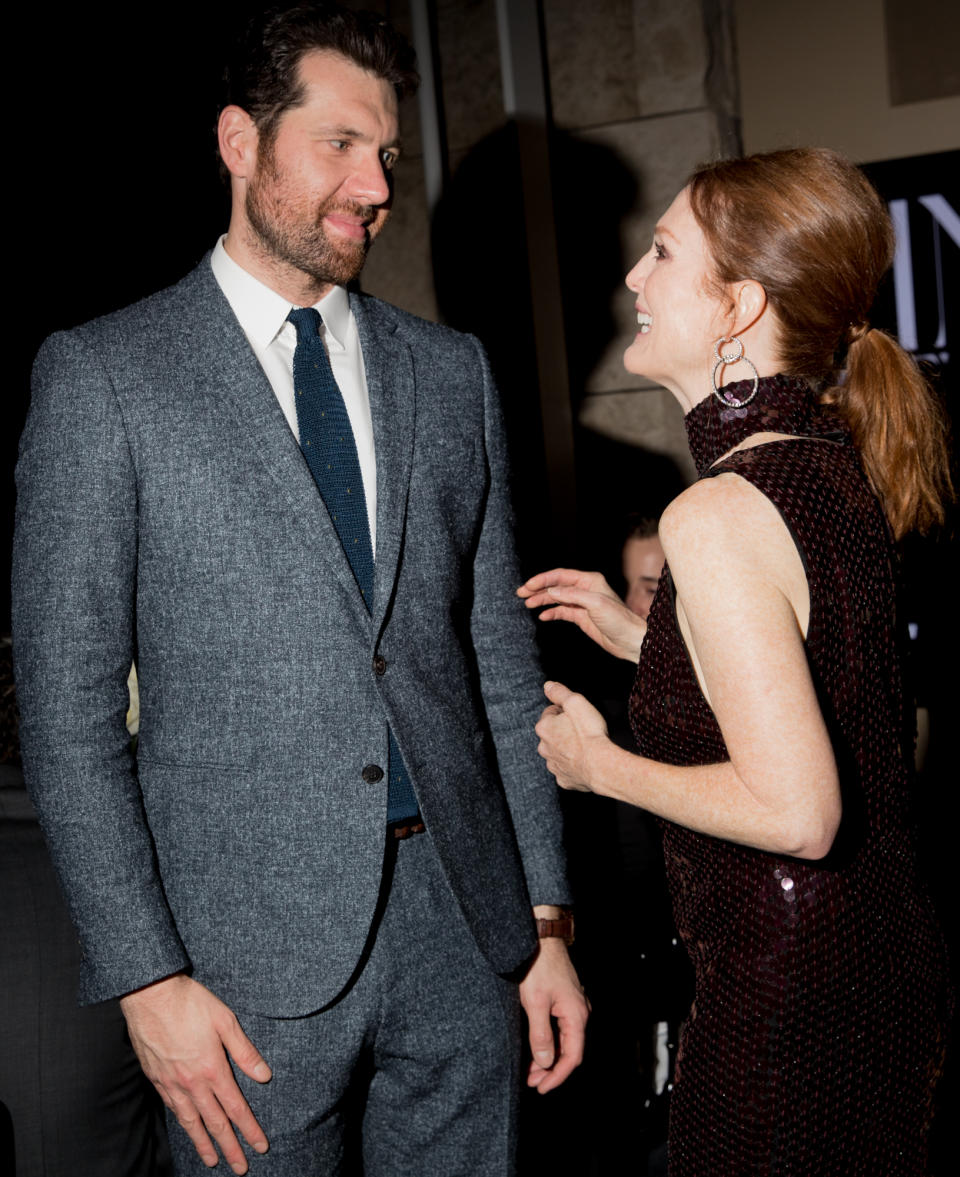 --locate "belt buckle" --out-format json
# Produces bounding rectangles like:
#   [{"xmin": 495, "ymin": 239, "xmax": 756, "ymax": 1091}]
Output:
[{"xmin": 391, "ymin": 819, "xmax": 426, "ymax": 841}]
